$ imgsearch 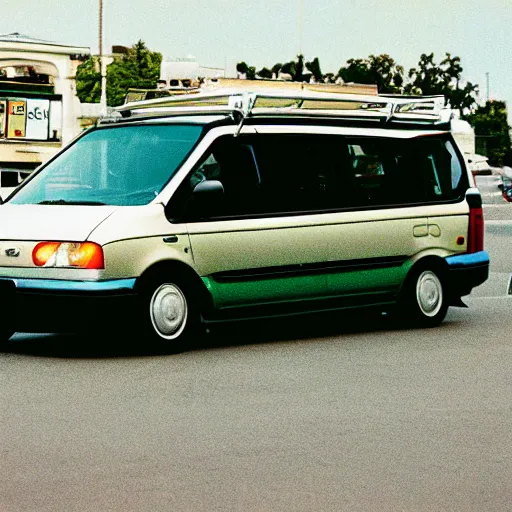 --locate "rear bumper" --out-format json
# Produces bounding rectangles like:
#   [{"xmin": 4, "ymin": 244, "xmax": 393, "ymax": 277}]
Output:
[
  {"xmin": 445, "ymin": 251, "xmax": 490, "ymax": 297},
  {"xmin": 0, "ymin": 277, "xmax": 138, "ymax": 333}
]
